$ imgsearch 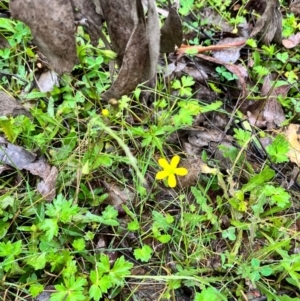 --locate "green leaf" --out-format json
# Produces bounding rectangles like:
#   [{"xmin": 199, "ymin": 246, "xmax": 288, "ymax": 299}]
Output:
[
  {"xmin": 134, "ymin": 245, "xmax": 153, "ymax": 262},
  {"xmin": 179, "ymin": 86, "xmax": 192, "ymax": 97},
  {"xmin": 194, "ymin": 287, "xmax": 227, "ymax": 301},
  {"xmin": 98, "ymin": 275, "xmax": 112, "ymax": 294},
  {"xmin": 156, "ymin": 234, "xmax": 172, "ymax": 243},
  {"xmin": 260, "ymin": 265, "xmax": 273, "ymax": 276},
  {"xmin": 89, "ymin": 284, "xmax": 102, "ymax": 301},
  {"xmin": 179, "ymin": 0, "xmax": 194, "ymax": 16},
  {"xmin": 0, "ymin": 240, "xmax": 22, "ymax": 257},
  {"xmin": 242, "ymin": 167, "xmax": 275, "ymax": 192},
  {"xmin": 40, "ymin": 219, "xmax": 59, "ymax": 241},
  {"xmin": 51, "ymin": 276, "xmax": 87, "ymax": 301},
  {"xmin": 266, "ymin": 135, "xmax": 289, "ymax": 163},
  {"xmin": 89, "ymin": 272, "xmax": 114, "ymax": 300},
  {"xmin": 110, "ymin": 256, "xmax": 133, "ymax": 285},
  {"xmin": 276, "ymin": 52, "xmax": 289, "ymax": 63},
  {"xmin": 233, "ymin": 128, "xmax": 252, "ymax": 146},
  {"xmin": 97, "ymin": 253, "xmax": 111, "ymax": 274},
  {"xmin": 100, "ymin": 205, "xmax": 119, "ymax": 226},
  {"xmin": 253, "ymin": 65, "xmax": 269, "ymax": 76},
  {"xmin": 251, "ymin": 258, "xmax": 260, "ymax": 268},
  {"xmin": 62, "ymin": 259, "xmax": 78, "ymax": 279},
  {"xmin": 152, "ymin": 211, "xmax": 173, "ymax": 231},
  {"xmin": 173, "ymin": 111, "xmax": 194, "ymax": 126},
  {"xmin": 0, "ymin": 195, "xmax": 15, "ymax": 209},
  {"xmin": 246, "ymin": 38, "xmax": 257, "ymax": 48},
  {"xmin": 250, "ymin": 270, "xmax": 261, "ymax": 282},
  {"xmin": 29, "ymin": 283, "xmax": 44, "ymax": 298},
  {"xmin": 172, "ymin": 79, "xmax": 182, "ymax": 90},
  {"xmin": 264, "ymin": 185, "xmax": 290, "ymax": 208},
  {"xmin": 222, "ymin": 227, "xmax": 236, "ymax": 241},
  {"xmin": 45, "ymin": 194, "xmax": 79, "ymax": 223},
  {"xmin": 181, "ymin": 75, "xmax": 195, "ymax": 87},
  {"xmin": 27, "ymin": 253, "xmax": 47, "ymax": 270},
  {"xmin": 127, "ymin": 220, "xmax": 140, "ymax": 231},
  {"xmin": 72, "ymin": 238, "xmax": 86, "ymax": 251}
]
